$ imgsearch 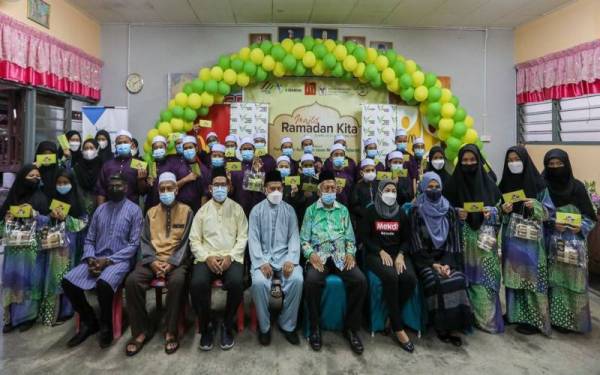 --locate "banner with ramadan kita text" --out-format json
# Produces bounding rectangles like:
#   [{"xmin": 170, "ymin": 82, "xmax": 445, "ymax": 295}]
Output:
[{"xmin": 243, "ymin": 77, "xmax": 389, "ymax": 162}]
